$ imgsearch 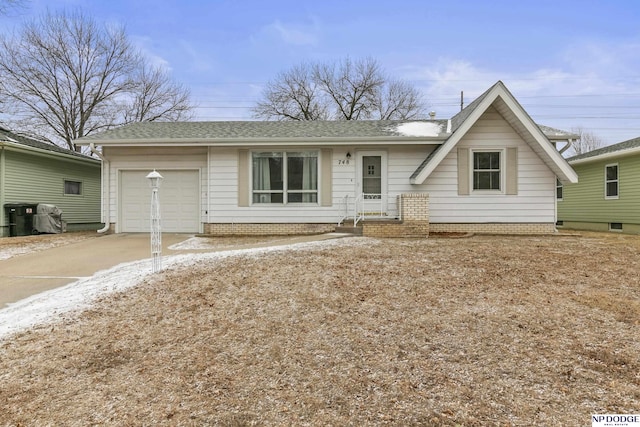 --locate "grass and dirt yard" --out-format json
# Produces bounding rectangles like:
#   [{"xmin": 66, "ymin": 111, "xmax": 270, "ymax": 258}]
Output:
[{"xmin": 0, "ymin": 231, "xmax": 638, "ymax": 425}]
